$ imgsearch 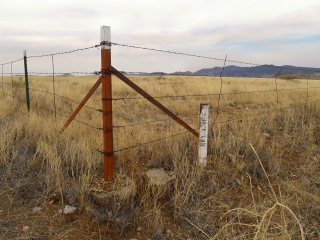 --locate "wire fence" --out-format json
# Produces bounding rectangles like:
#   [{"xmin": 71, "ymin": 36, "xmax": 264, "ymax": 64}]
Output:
[{"xmin": 1, "ymin": 40, "xmax": 319, "ymax": 160}]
